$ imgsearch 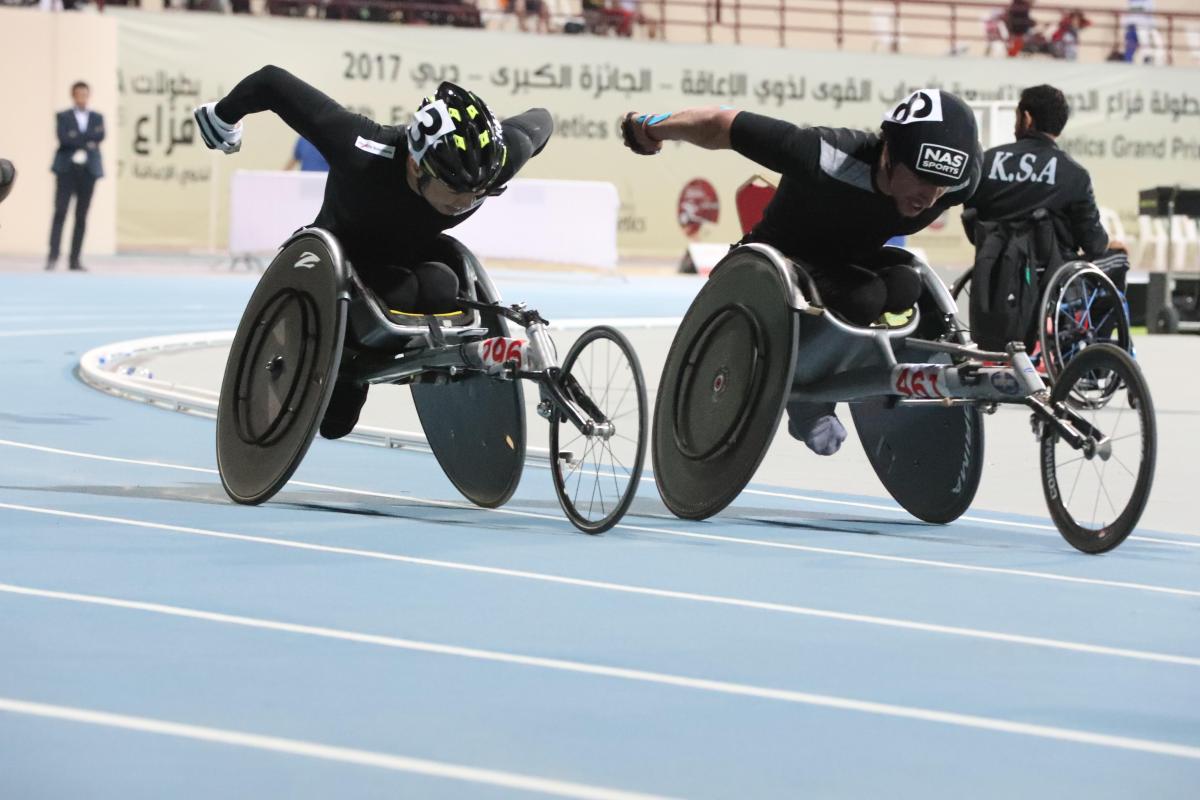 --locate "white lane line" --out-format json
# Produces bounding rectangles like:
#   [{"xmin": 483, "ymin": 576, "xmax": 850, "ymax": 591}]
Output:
[
  {"xmin": 0, "ymin": 697, "xmax": 669, "ymax": 800},
  {"xmin": 743, "ymin": 488, "xmax": 1200, "ymax": 548},
  {"xmin": 1, "ymin": 438, "xmax": 1198, "ymax": 598},
  {"xmin": 1, "ymin": 509, "xmax": 1197, "ymax": 666},
  {"xmin": 3, "ymin": 585, "xmax": 1200, "ymax": 762}
]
